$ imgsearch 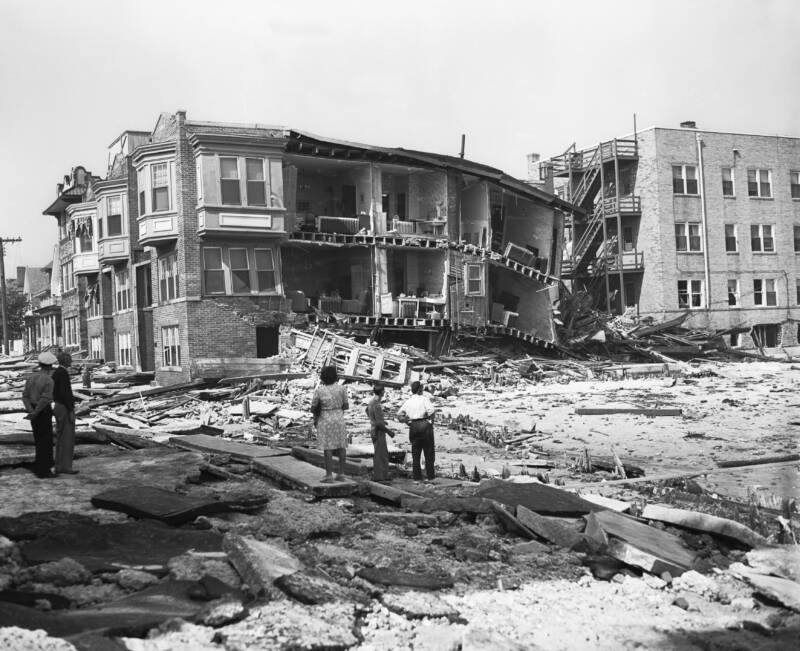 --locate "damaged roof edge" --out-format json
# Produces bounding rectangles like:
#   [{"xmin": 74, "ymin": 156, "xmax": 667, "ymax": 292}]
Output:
[{"xmin": 289, "ymin": 129, "xmax": 577, "ymax": 213}]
